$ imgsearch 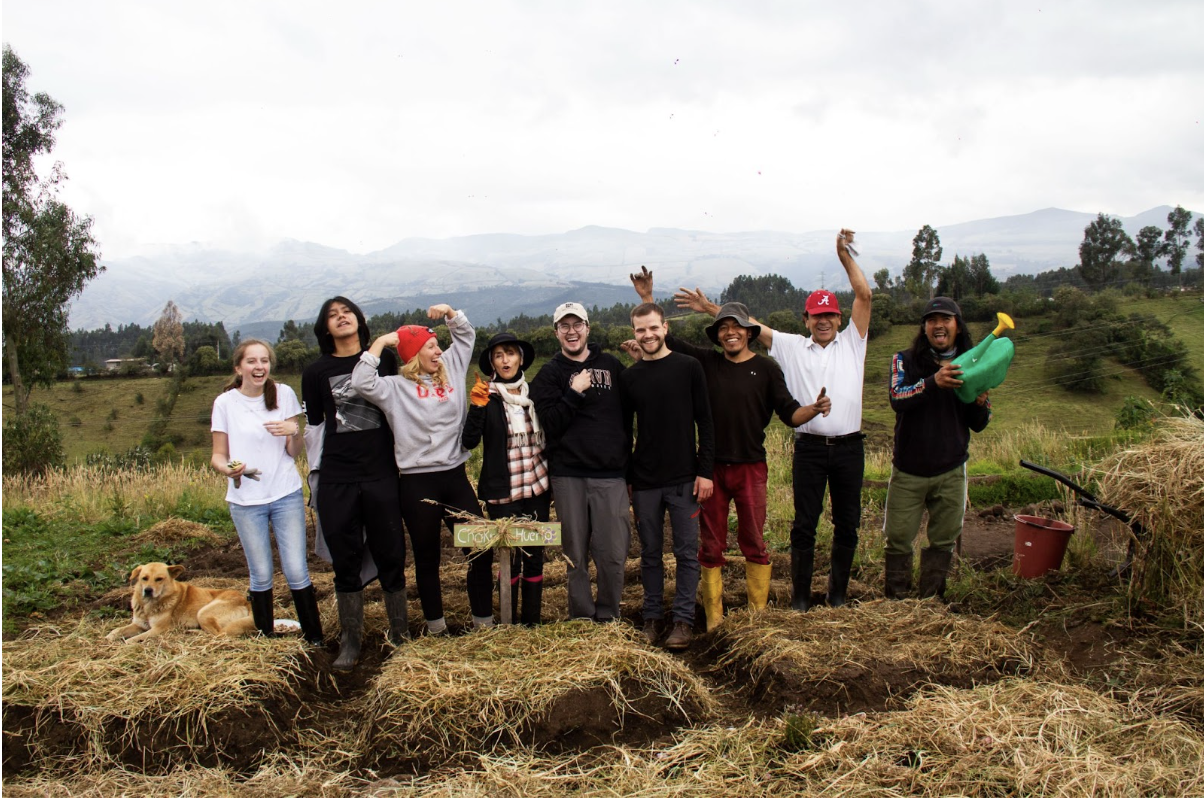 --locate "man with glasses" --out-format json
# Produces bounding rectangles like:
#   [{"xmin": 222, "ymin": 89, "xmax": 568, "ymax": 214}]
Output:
[{"xmin": 530, "ymin": 302, "xmax": 631, "ymax": 622}]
